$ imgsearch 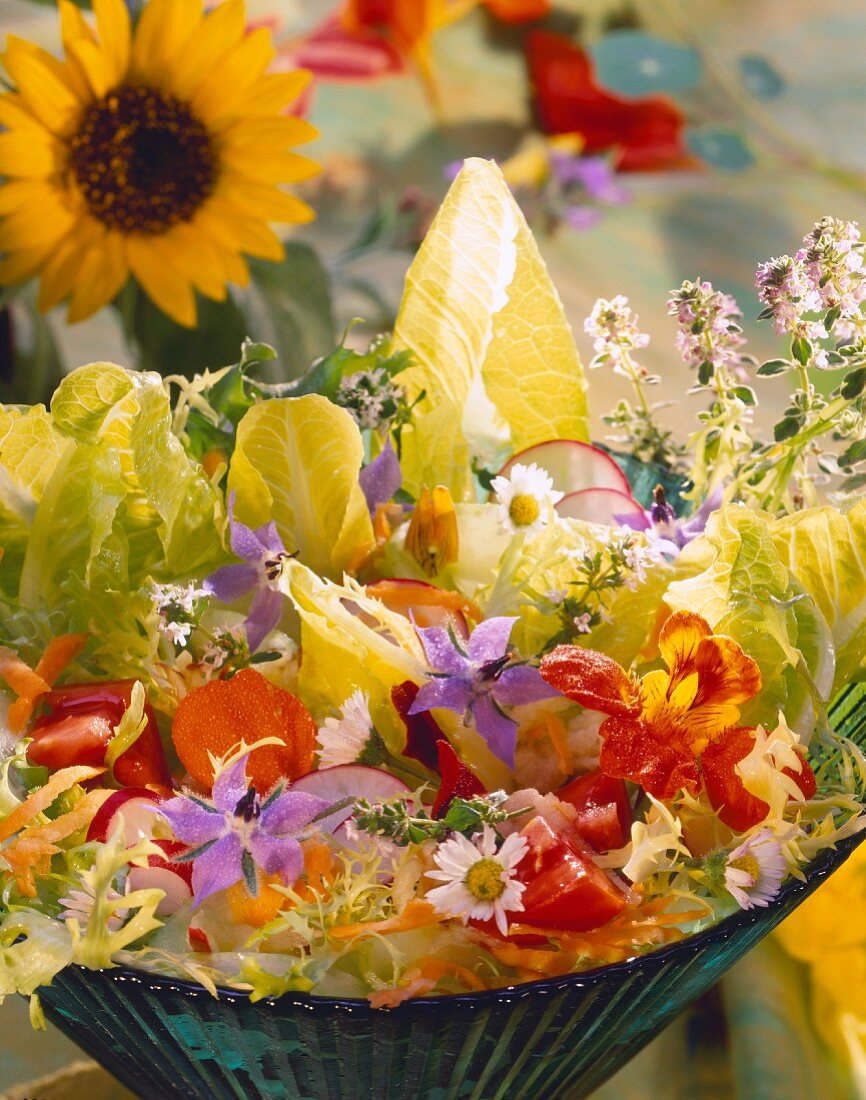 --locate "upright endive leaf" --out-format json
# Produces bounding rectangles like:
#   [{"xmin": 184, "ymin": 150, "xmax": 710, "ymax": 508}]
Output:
[
  {"xmin": 228, "ymin": 395, "xmax": 373, "ymax": 579},
  {"xmin": 393, "ymin": 157, "xmax": 589, "ymax": 500}
]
